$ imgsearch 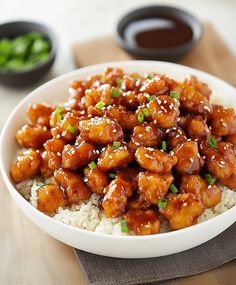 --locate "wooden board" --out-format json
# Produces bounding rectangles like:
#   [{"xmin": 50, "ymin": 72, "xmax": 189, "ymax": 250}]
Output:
[
  {"xmin": 0, "ymin": 23, "xmax": 236, "ymax": 285},
  {"xmin": 73, "ymin": 23, "xmax": 236, "ymax": 87}
]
